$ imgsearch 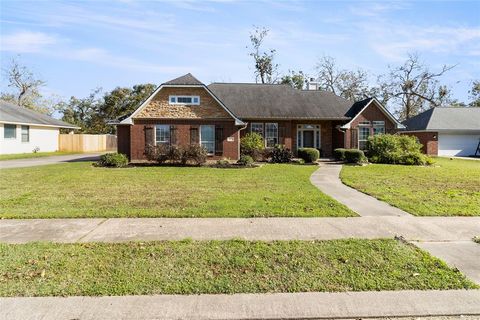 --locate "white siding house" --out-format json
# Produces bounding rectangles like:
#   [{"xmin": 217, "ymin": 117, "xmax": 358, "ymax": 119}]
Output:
[{"xmin": 0, "ymin": 100, "xmax": 78, "ymax": 155}]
